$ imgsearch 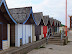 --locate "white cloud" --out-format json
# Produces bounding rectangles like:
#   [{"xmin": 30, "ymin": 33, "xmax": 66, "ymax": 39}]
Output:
[{"xmin": 6, "ymin": 0, "xmax": 72, "ymax": 28}]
